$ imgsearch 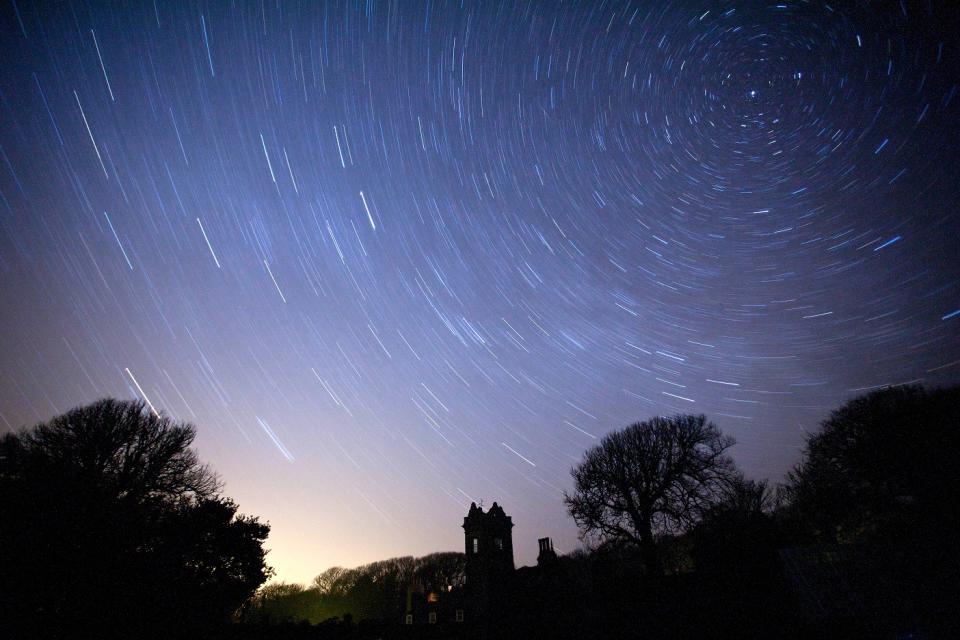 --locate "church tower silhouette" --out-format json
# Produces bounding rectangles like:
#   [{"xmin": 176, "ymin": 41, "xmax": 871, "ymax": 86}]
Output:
[{"xmin": 463, "ymin": 501, "xmax": 514, "ymax": 606}]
